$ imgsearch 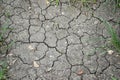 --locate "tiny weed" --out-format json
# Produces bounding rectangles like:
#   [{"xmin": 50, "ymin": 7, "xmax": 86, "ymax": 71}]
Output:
[
  {"xmin": 55, "ymin": 0, "xmax": 59, "ymax": 6},
  {"xmin": 0, "ymin": 25, "xmax": 8, "ymax": 80},
  {"xmin": 115, "ymin": 0, "xmax": 120, "ymax": 8},
  {"xmin": 70, "ymin": 0, "xmax": 97, "ymax": 6},
  {"xmin": 48, "ymin": 0, "xmax": 59, "ymax": 6},
  {"xmin": 0, "ymin": 61, "xmax": 8, "ymax": 80},
  {"xmin": 0, "ymin": 20, "xmax": 14, "ymax": 80},
  {"xmin": 81, "ymin": 0, "xmax": 96, "ymax": 3},
  {"xmin": 4, "ymin": 12, "xmax": 11, "ymax": 18},
  {"xmin": 101, "ymin": 19, "xmax": 120, "ymax": 53},
  {"xmin": 111, "ymin": 76, "xmax": 118, "ymax": 80}
]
